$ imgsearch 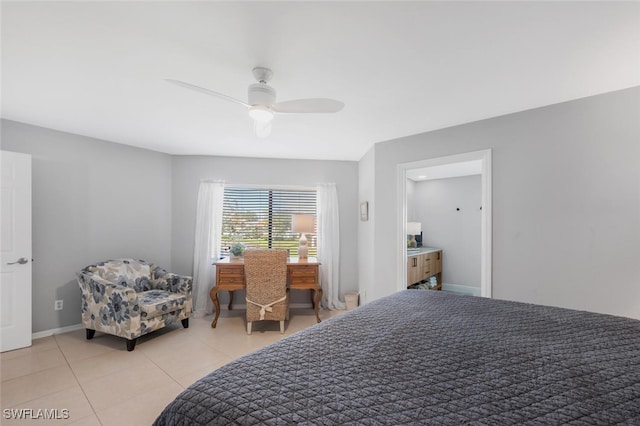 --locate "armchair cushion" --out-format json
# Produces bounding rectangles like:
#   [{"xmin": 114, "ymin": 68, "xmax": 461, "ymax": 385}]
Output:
[
  {"xmin": 138, "ymin": 290, "xmax": 188, "ymax": 320},
  {"xmin": 152, "ymin": 270, "xmax": 191, "ymax": 295}
]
